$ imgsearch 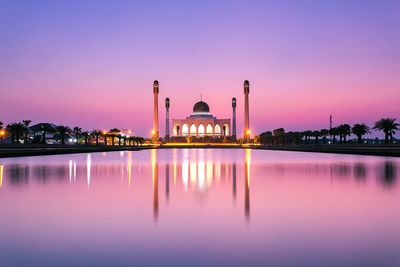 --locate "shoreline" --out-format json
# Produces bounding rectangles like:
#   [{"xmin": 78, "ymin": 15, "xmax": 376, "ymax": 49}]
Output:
[
  {"xmin": 0, "ymin": 145, "xmax": 147, "ymax": 158},
  {"xmin": 0, "ymin": 144, "xmax": 399, "ymax": 158}
]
